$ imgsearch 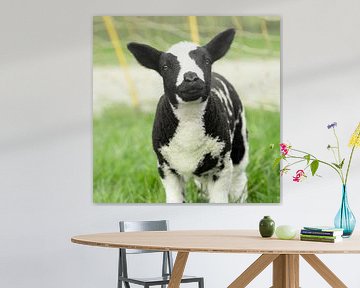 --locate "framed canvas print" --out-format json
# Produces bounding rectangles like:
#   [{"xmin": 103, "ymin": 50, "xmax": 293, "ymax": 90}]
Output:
[{"xmin": 93, "ymin": 16, "xmax": 281, "ymax": 203}]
